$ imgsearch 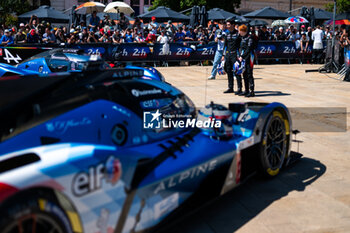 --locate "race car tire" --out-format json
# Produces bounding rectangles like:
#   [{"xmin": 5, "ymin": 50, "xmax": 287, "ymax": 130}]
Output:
[
  {"xmin": 258, "ymin": 110, "xmax": 288, "ymax": 177},
  {"xmin": 0, "ymin": 190, "xmax": 73, "ymax": 233}
]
